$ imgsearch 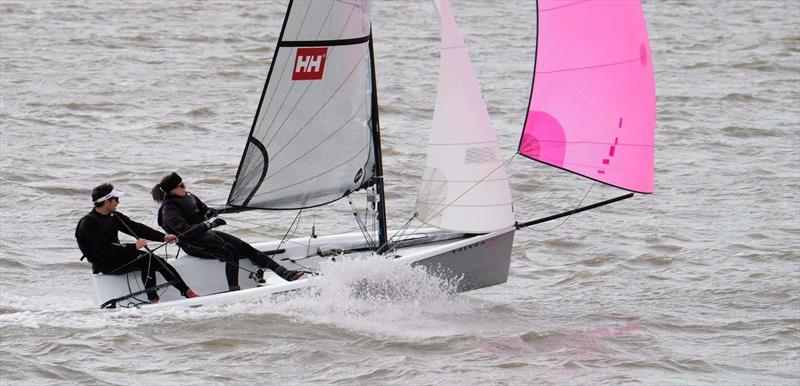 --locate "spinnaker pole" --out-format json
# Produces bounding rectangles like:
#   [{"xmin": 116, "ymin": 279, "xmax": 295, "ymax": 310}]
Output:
[{"xmin": 516, "ymin": 193, "xmax": 634, "ymax": 229}]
